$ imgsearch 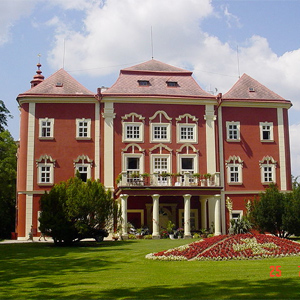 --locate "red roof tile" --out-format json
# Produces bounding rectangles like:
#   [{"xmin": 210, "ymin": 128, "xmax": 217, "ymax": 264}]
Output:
[
  {"xmin": 19, "ymin": 69, "xmax": 94, "ymax": 97},
  {"xmin": 223, "ymin": 73, "xmax": 286, "ymax": 101},
  {"xmin": 102, "ymin": 60, "xmax": 213, "ymax": 99}
]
